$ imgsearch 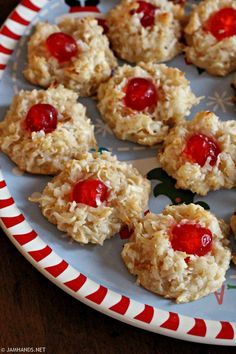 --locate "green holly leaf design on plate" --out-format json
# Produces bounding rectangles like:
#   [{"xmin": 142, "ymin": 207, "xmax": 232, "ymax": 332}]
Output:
[
  {"xmin": 194, "ymin": 201, "xmax": 210, "ymax": 210},
  {"xmin": 196, "ymin": 67, "xmax": 206, "ymax": 75},
  {"xmin": 147, "ymin": 168, "xmax": 210, "ymax": 210},
  {"xmin": 227, "ymin": 284, "xmax": 236, "ymax": 290},
  {"xmin": 90, "ymin": 146, "xmax": 110, "ymax": 154}
]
